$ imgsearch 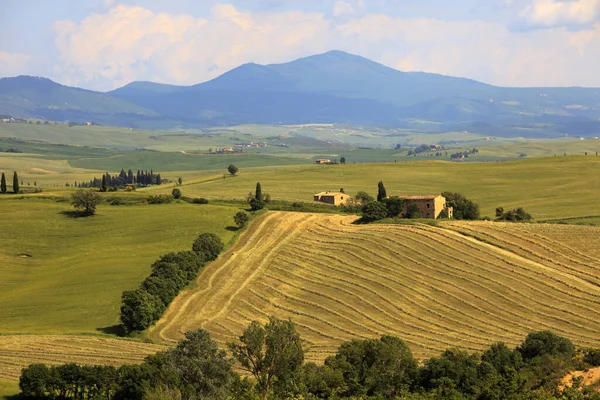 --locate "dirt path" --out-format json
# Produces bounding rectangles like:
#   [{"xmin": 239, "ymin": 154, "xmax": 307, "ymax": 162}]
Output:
[{"xmin": 149, "ymin": 211, "xmax": 317, "ymax": 343}]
